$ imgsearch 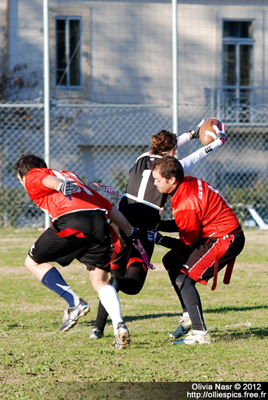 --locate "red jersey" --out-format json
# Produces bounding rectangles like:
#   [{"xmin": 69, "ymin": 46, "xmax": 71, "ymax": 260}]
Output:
[
  {"xmin": 171, "ymin": 176, "xmax": 240, "ymax": 245},
  {"xmin": 25, "ymin": 168, "xmax": 113, "ymax": 221}
]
